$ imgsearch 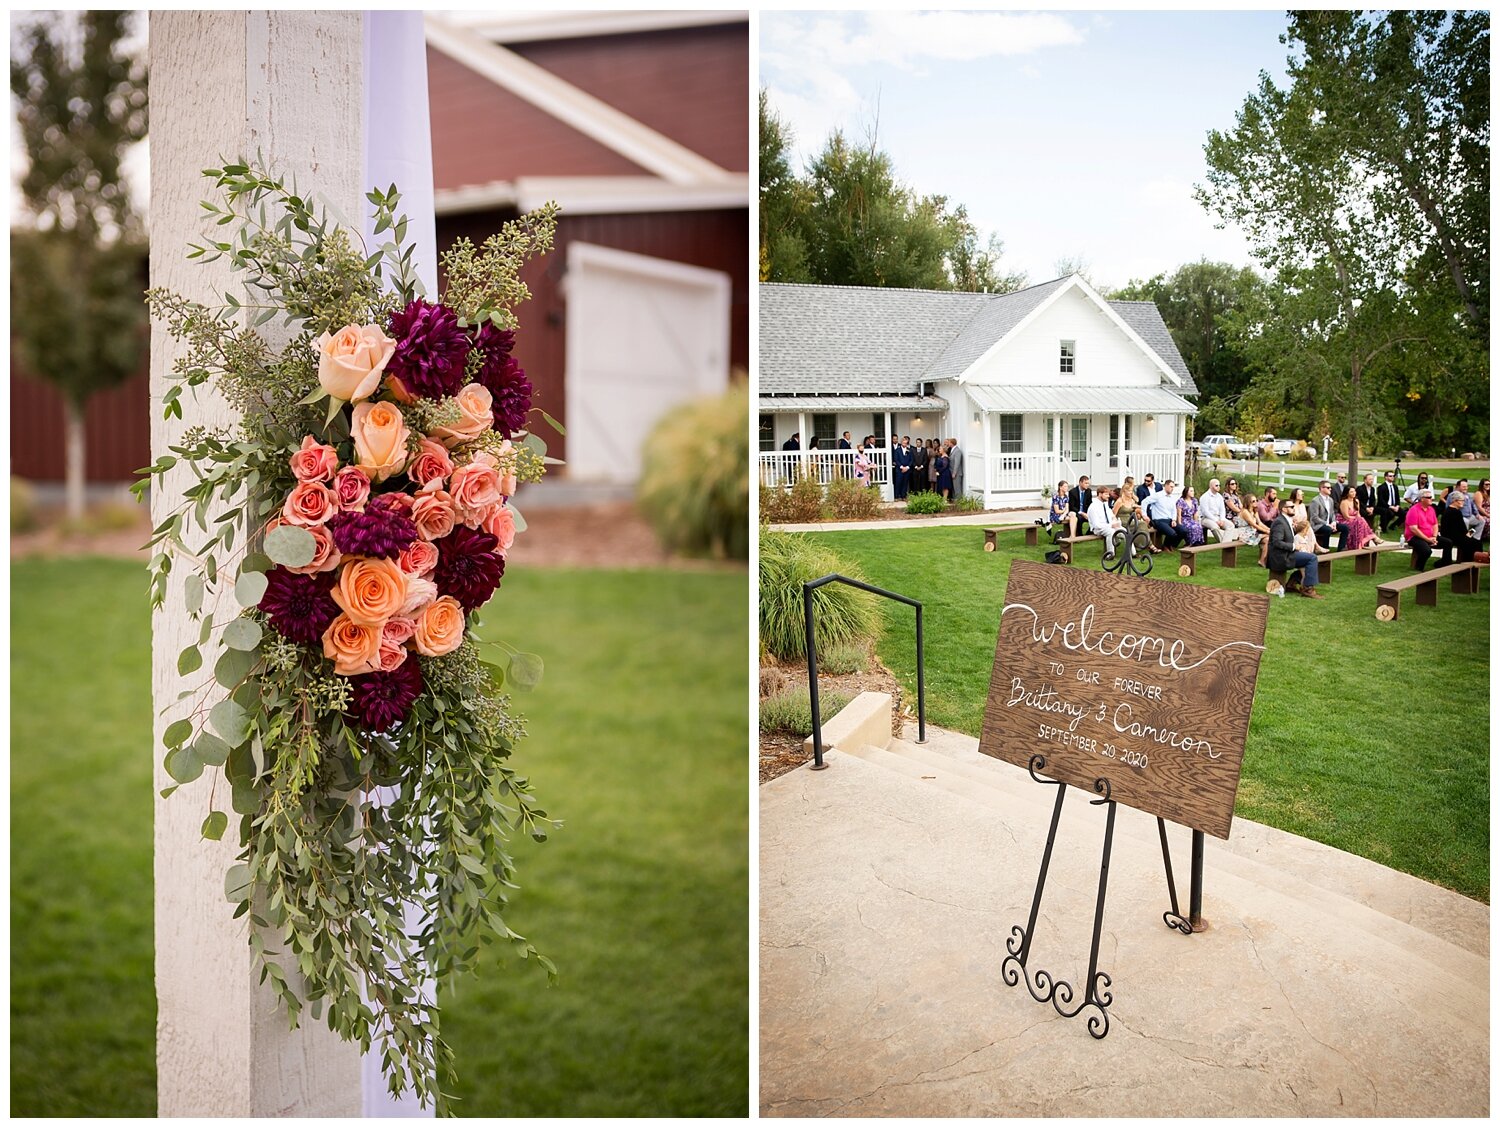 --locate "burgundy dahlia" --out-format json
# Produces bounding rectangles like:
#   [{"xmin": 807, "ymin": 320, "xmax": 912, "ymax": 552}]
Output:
[
  {"xmin": 471, "ymin": 323, "xmax": 533, "ymax": 437},
  {"xmin": 434, "ymin": 525, "xmax": 505, "ymax": 610},
  {"xmin": 258, "ymin": 567, "xmax": 340, "ymax": 644},
  {"xmin": 328, "ymin": 494, "xmax": 417, "ymax": 559},
  {"xmin": 347, "ymin": 658, "xmax": 425, "ymax": 732},
  {"xmin": 387, "ymin": 298, "xmax": 470, "ymax": 399}
]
